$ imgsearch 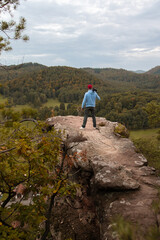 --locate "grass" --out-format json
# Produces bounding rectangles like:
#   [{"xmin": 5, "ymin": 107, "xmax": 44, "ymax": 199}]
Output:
[
  {"xmin": 42, "ymin": 98, "xmax": 69, "ymax": 108},
  {"xmin": 0, "ymin": 97, "xmax": 69, "ymax": 110},
  {"xmin": 42, "ymin": 98, "xmax": 60, "ymax": 107},
  {"xmin": 12, "ymin": 104, "xmax": 32, "ymax": 111},
  {"xmin": 42, "ymin": 99, "xmax": 61, "ymax": 108},
  {"xmin": 130, "ymin": 128, "xmax": 160, "ymax": 141},
  {"xmin": 0, "ymin": 94, "xmax": 7, "ymax": 104}
]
